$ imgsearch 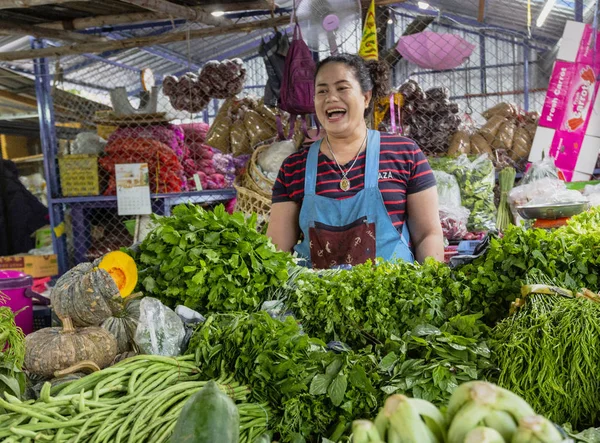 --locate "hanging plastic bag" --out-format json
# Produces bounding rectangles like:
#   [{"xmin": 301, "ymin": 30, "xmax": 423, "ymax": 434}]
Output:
[
  {"xmin": 433, "ymin": 170, "xmax": 462, "ymax": 208},
  {"xmin": 439, "ymin": 205, "xmax": 470, "ymax": 241},
  {"xmin": 134, "ymin": 297, "xmax": 185, "ymax": 357}
]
